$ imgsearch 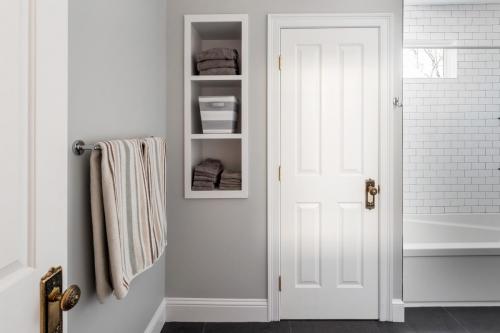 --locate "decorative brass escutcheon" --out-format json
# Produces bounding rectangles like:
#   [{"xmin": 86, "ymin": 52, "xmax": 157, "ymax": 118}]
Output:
[
  {"xmin": 40, "ymin": 267, "xmax": 81, "ymax": 333},
  {"xmin": 365, "ymin": 178, "xmax": 379, "ymax": 210}
]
